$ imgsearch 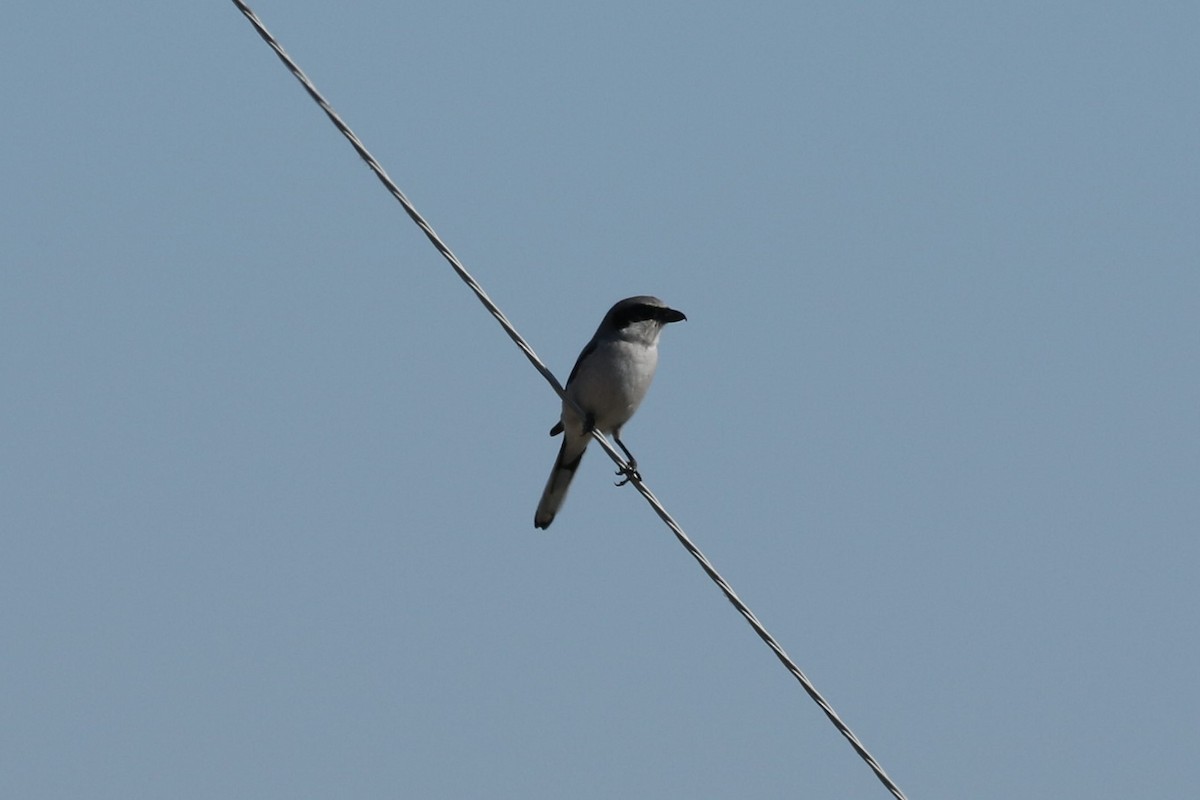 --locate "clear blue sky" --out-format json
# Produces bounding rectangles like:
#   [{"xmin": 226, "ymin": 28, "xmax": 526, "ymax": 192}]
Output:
[{"xmin": 3, "ymin": 2, "xmax": 1196, "ymax": 798}]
